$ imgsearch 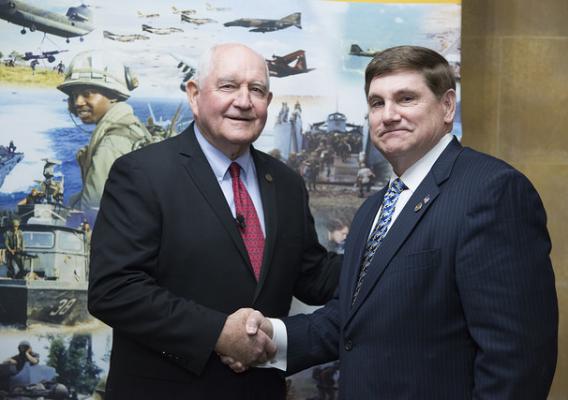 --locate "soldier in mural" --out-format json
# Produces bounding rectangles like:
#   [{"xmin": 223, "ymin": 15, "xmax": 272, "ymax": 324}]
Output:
[
  {"xmin": 3, "ymin": 218, "xmax": 23, "ymax": 278},
  {"xmin": 57, "ymin": 50, "xmax": 152, "ymax": 215},
  {"xmin": 355, "ymin": 162, "xmax": 375, "ymax": 197}
]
